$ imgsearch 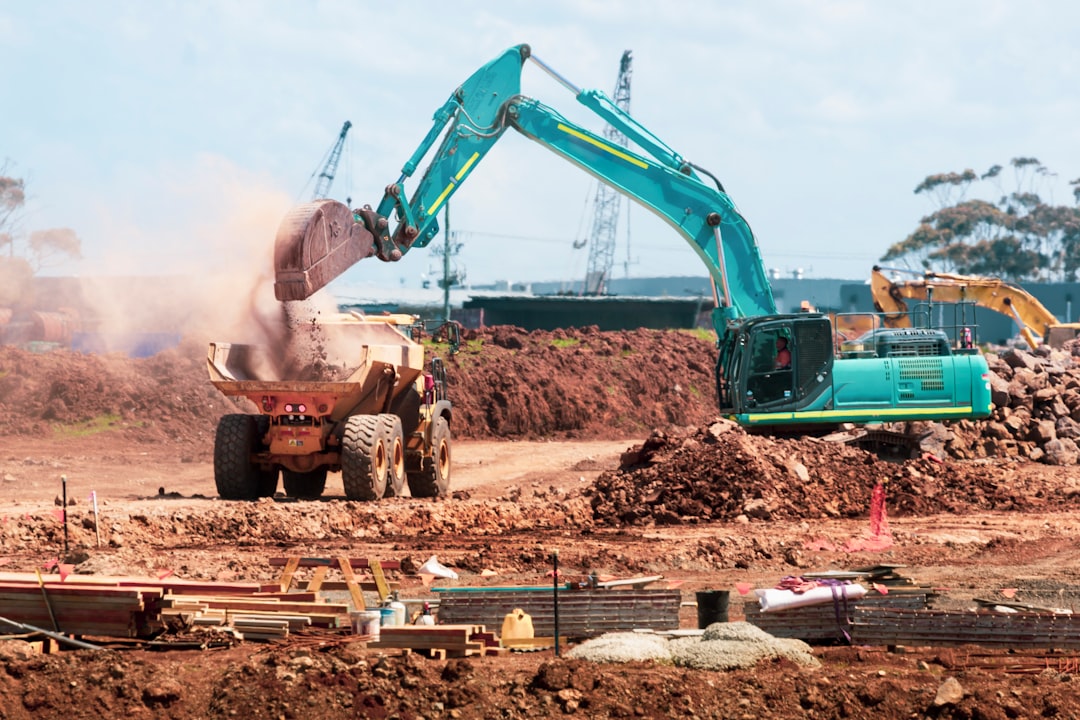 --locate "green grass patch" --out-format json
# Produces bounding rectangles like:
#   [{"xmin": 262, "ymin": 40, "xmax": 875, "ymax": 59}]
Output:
[
  {"xmin": 53, "ymin": 413, "xmax": 123, "ymax": 438},
  {"xmin": 550, "ymin": 338, "xmax": 580, "ymax": 349},
  {"xmin": 680, "ymin": 327, "xmax": 716, "ymax": 342}
]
